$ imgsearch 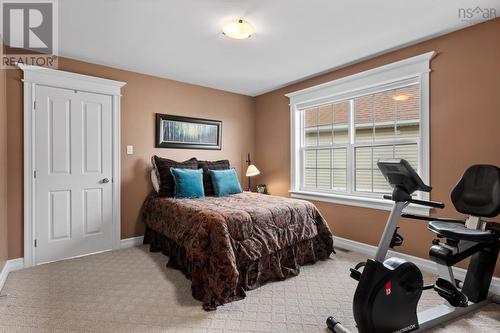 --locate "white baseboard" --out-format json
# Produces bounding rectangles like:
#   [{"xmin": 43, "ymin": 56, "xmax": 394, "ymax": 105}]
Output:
[
  {"xmin": 120, "ymin": 236, "xmax": 144, "ymax": 249},
  {"xmin": 0, "ymin": 258, "xmax": 25, "ymax": 292},
  {"xmin": 334, "ymin": 236, "xmax": 500, "ymax": 296}
]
